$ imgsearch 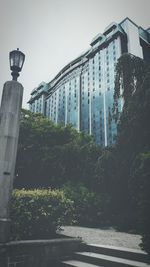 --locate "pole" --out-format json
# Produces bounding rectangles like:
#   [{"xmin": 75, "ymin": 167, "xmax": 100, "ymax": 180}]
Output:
[{"xmin": 0, "ymin": 80, "xmax": 23, "ymax": 242}]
